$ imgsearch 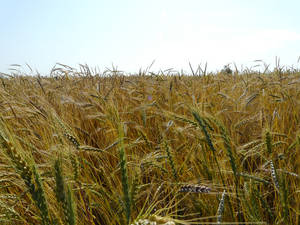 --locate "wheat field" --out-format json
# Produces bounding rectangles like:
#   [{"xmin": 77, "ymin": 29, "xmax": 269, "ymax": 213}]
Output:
[{"xmin": 0, "ymin": 65, "xmax": 299, "ymax": 225}]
